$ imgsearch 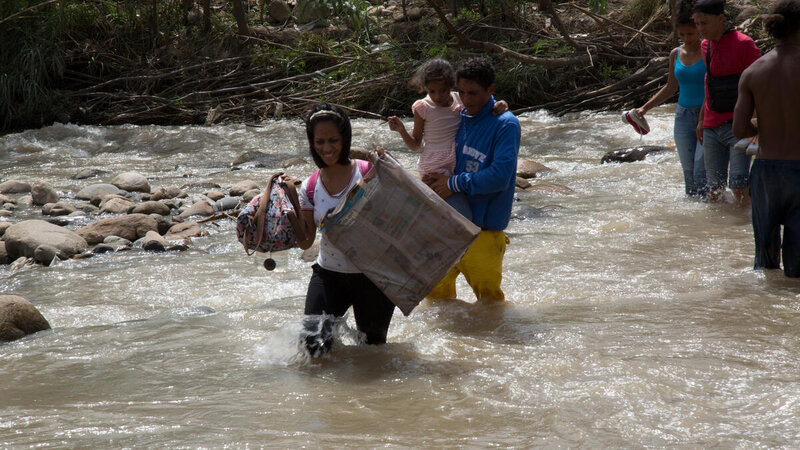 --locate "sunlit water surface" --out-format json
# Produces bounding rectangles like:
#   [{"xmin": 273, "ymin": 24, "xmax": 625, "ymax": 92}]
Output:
[{"xmin": 2, "ymin": 106, "xmax": 799, "ymax": 447}]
